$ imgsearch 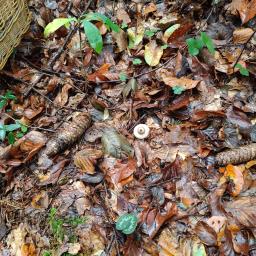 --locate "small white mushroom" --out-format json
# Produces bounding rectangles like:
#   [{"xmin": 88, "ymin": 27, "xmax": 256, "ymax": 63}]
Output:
[{"xmin": 133, "ymin": 124, "xmax": 150, "ymax": 139}]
